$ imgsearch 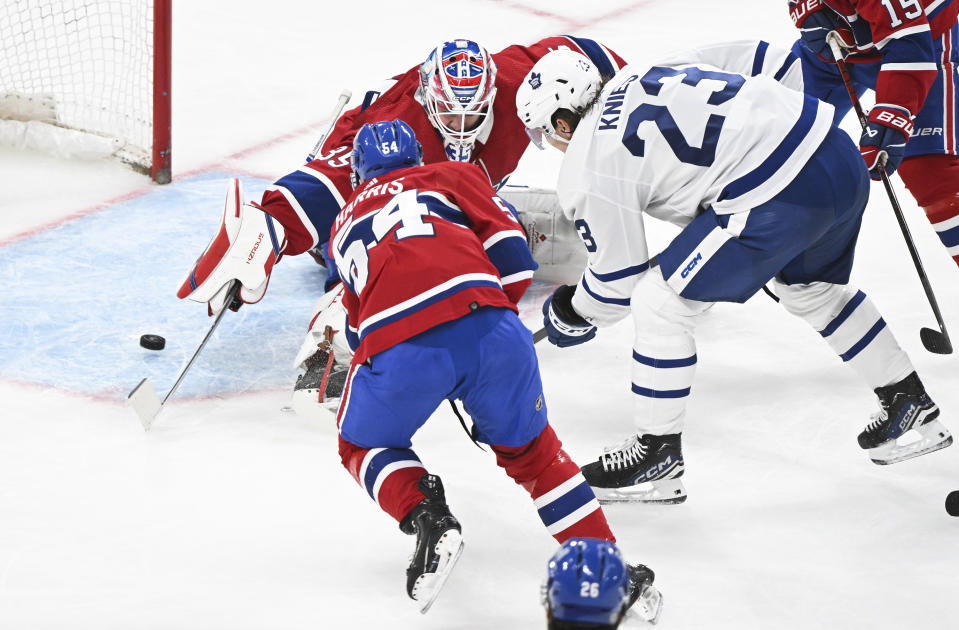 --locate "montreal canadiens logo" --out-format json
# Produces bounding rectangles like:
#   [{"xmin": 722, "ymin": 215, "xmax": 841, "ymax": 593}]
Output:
[{"xmin": 443, "ymin": 51, "xmax": 485, "ymax": 84}]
